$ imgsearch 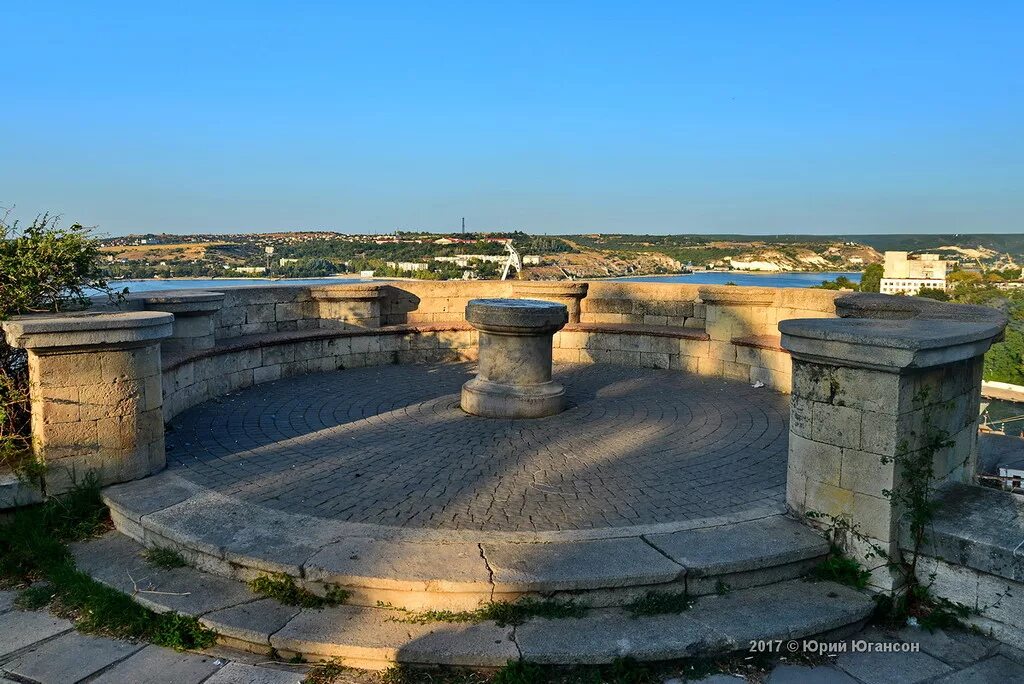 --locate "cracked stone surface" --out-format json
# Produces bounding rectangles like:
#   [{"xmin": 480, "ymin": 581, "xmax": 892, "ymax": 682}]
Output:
[{"xmin": 166, "ymin": 363, "xmax": 788, "ymax": 532}]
